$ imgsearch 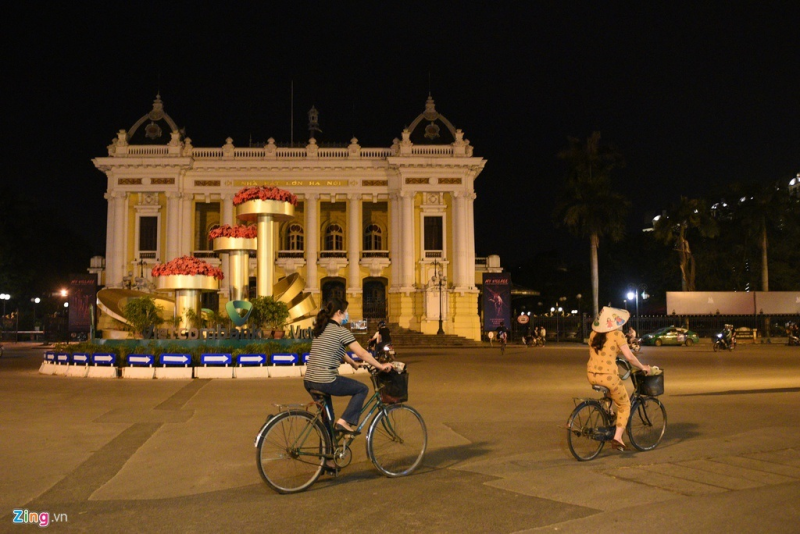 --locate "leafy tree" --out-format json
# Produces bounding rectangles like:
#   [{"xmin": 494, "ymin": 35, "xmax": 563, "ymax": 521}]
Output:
[
  {"xmin": 122, "ymin": 296, "xmax": 164, "ymax": 337},
  {"xmin": 730, "ymin": 180, "xmax": 797, "ymax": 291},
  {"xmin": 652, "ymin": 196, "xmax": 719, "ymax": 291},
  {"xmin": 554, "ymin": 132, "xmax": 630, "ymax": 316},
  {"xmin": 250, "ymin": 296, "xmax": 290, "ymax": 331}
]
